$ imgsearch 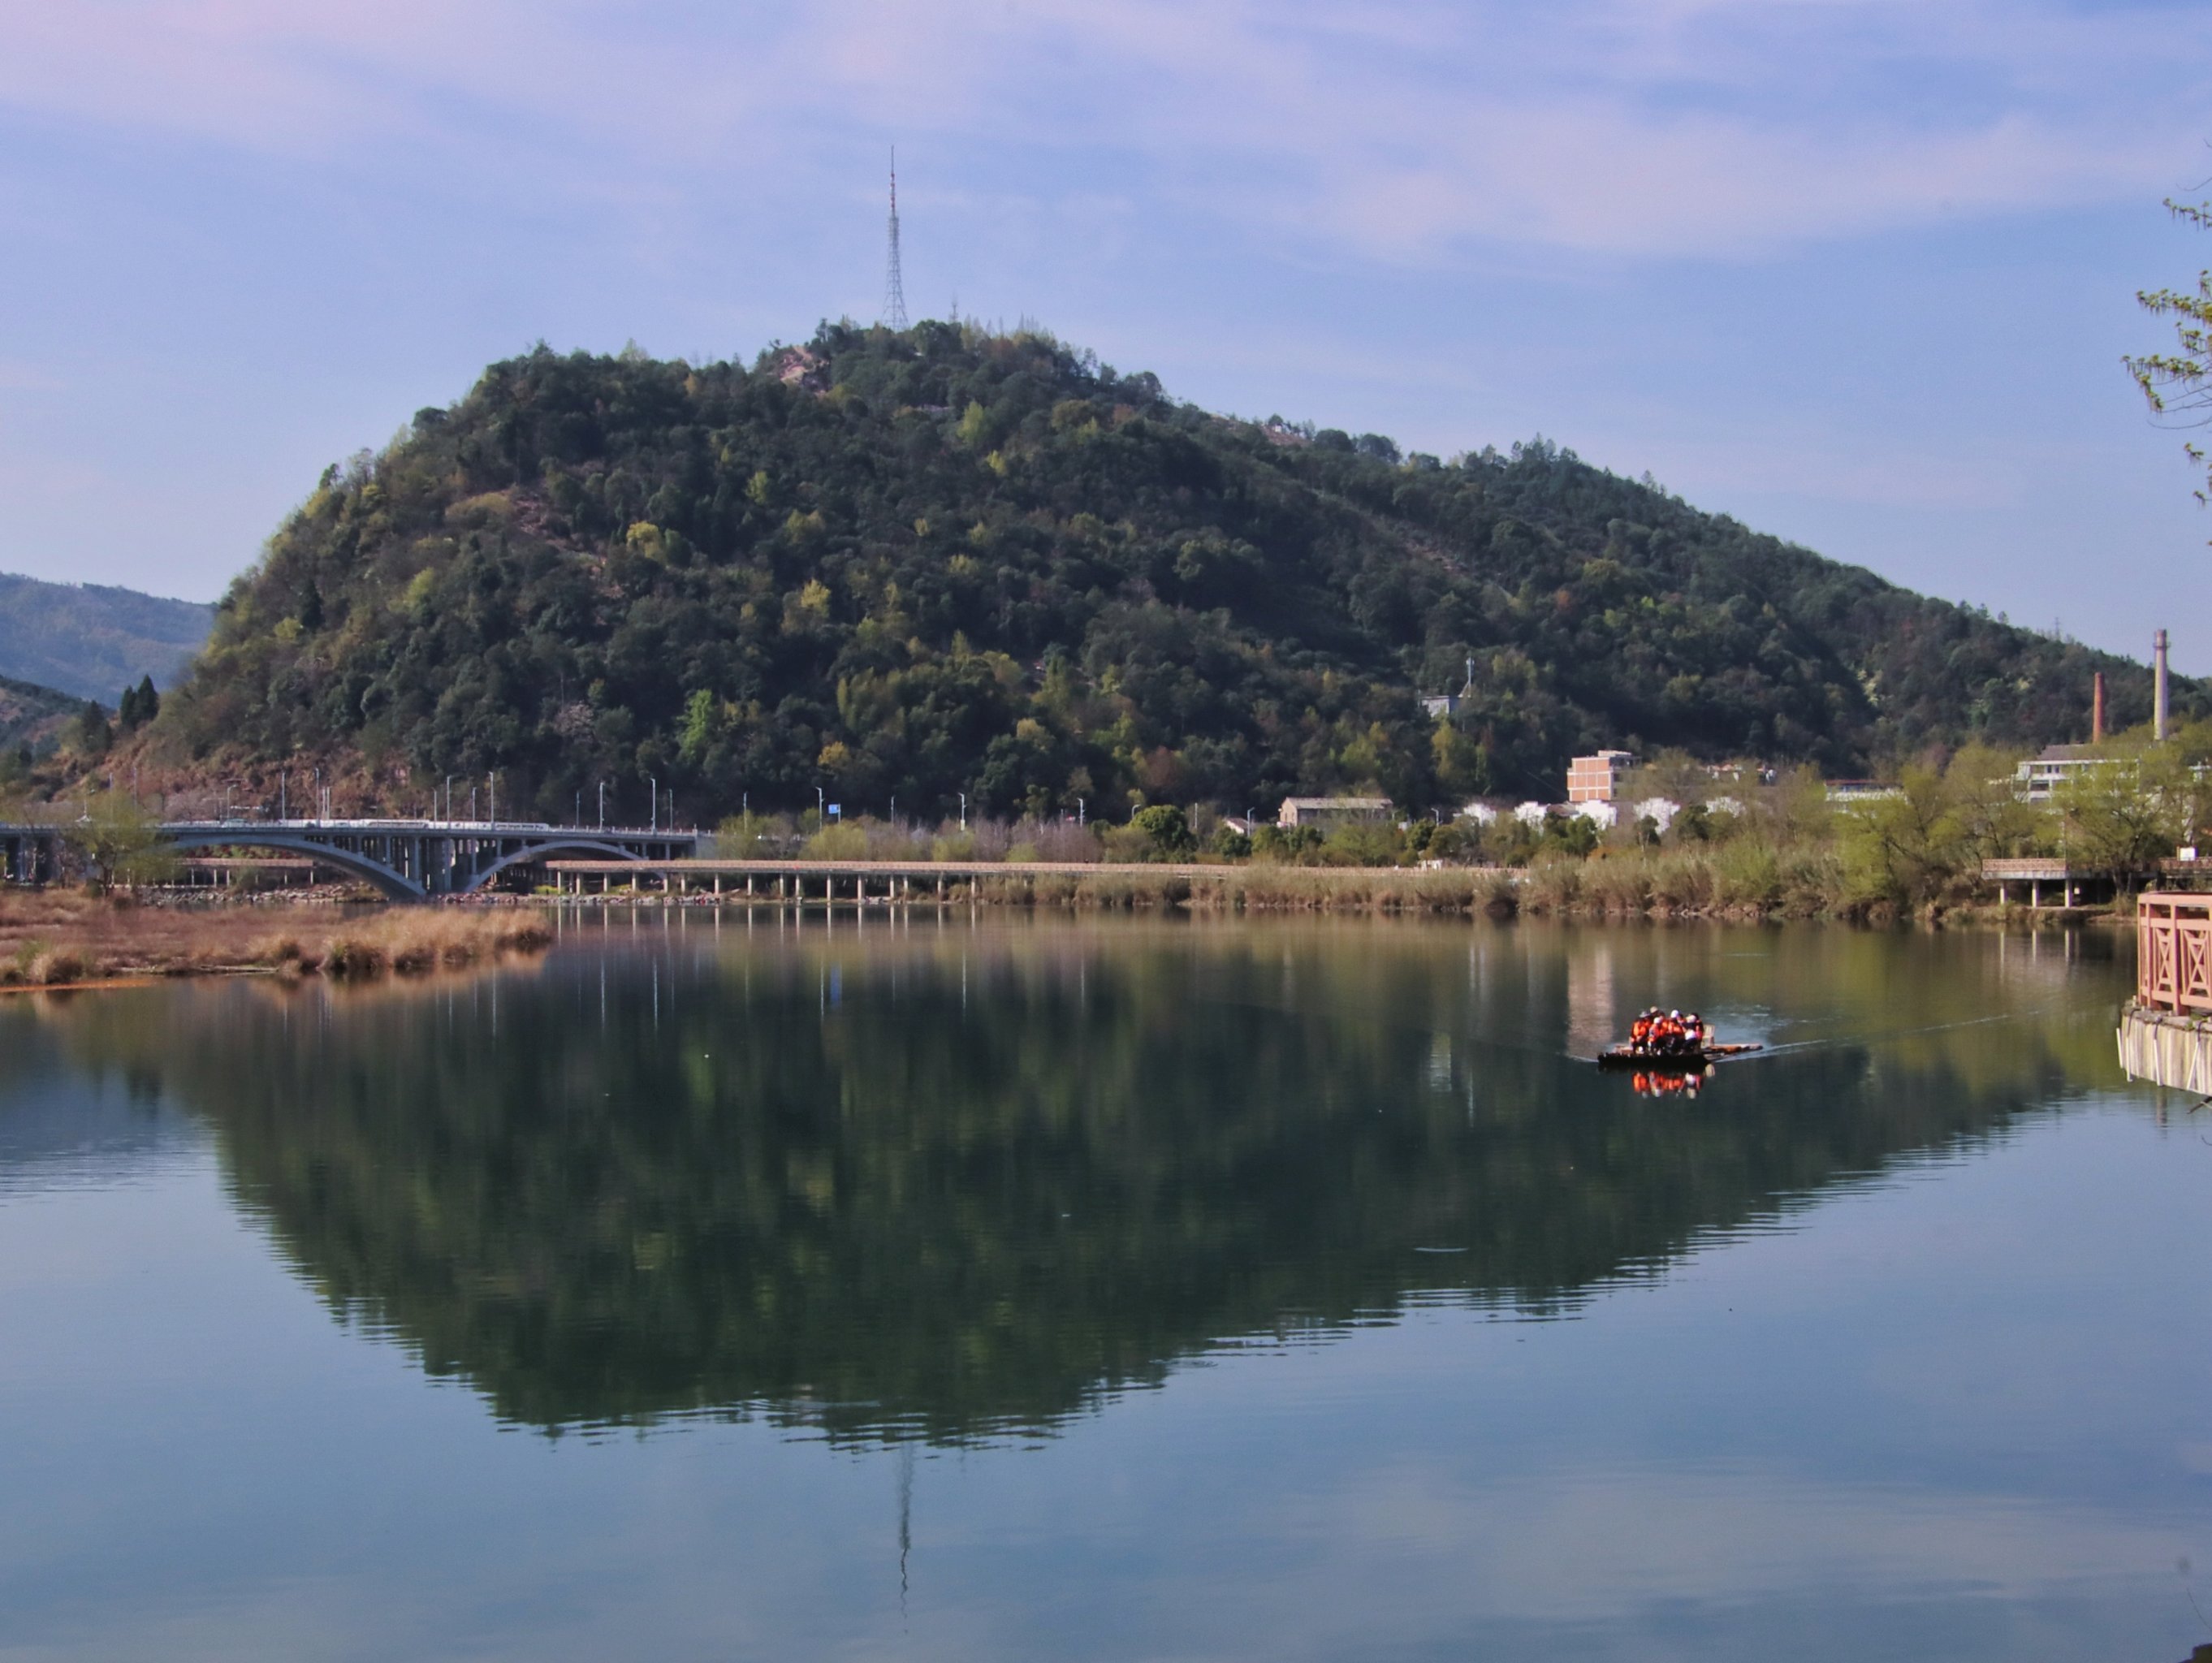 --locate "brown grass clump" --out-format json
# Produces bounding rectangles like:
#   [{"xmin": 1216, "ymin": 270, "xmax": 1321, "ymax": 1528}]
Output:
[
  {"xmin": 316, "ymin": 910, "xmax": 552, "ymax": 978},
  {"xmin": 0, "ymin": 889, "xmax": 552, "ymax": 988},
  {"xmin": 28, "ymin": 948, "xmax": 85, "ymax": 985}
]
